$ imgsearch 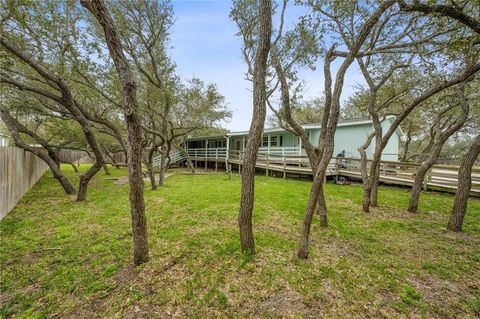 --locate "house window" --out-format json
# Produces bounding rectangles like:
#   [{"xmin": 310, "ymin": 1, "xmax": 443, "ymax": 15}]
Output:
[
  {"xmin": 189, "ymin": 140, "xmax": 205, "ymax": 149},
  {"xmin": 262, "ymin": 136, "xmax": 268, "ymax": 147},
  {"xmin": 270, "ymin": 136, "xmax": 278, "ymax": 147}
]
